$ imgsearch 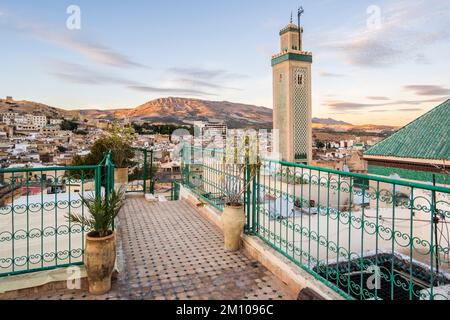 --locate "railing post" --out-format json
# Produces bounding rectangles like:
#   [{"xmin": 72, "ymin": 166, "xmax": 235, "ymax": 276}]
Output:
[
  {"xmin": 104, "ymin": 150, "xmax": 114, "ymax": 196},
  {"xmin": 94, "ymin": 165, "xmax": 101, "ymax": 198},
  {"xmin": 143, "ymin": 149, "xmax": 148, "ymax": 194},
  {"xmin": 149, "ymin": 150, "xmax": 154, "ymax": 194},
  {"xmin": 245, "ymin": 162, "xmax": 251, "ymax": 234},
  {"xmin": 251, "ymin": 165, "xmax": 259, "ymax": 235}
]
